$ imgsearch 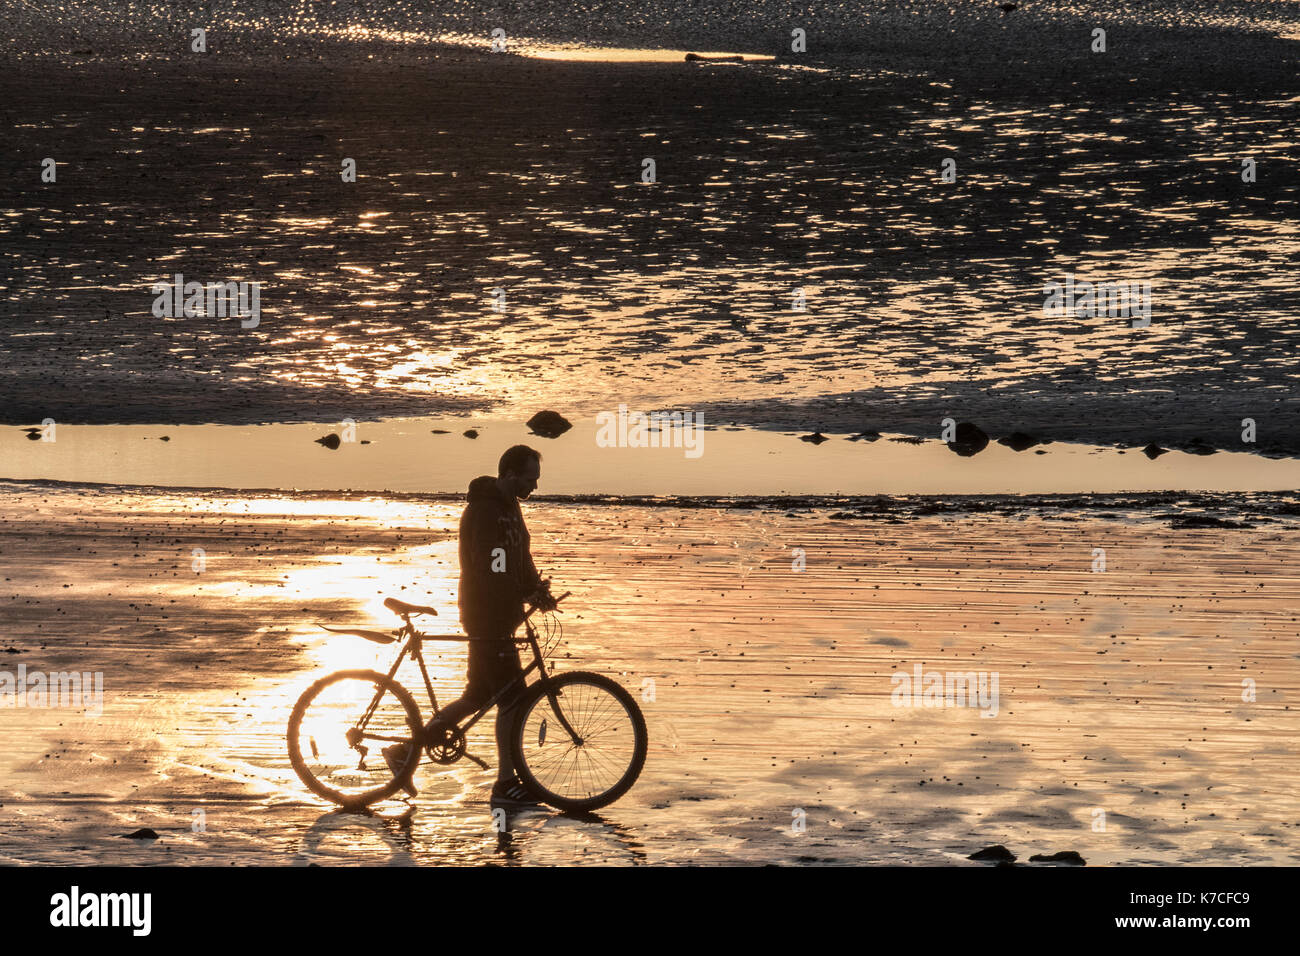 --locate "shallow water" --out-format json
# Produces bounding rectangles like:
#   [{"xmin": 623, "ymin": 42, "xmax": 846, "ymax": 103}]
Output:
[{"xmin": 4, "ymin": 417, "xmax": 1300, "ymax": 495}]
